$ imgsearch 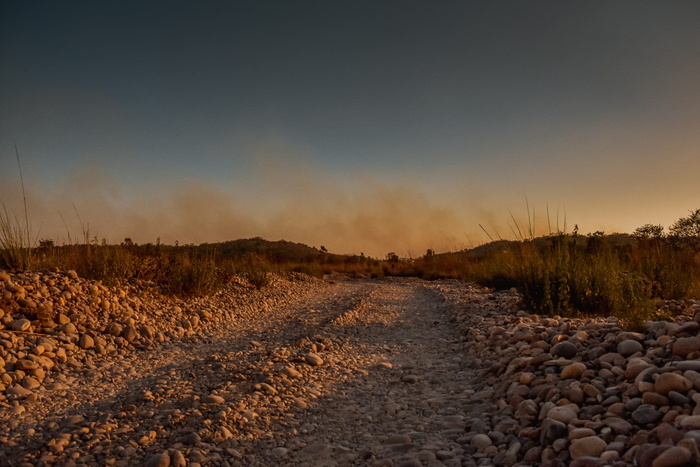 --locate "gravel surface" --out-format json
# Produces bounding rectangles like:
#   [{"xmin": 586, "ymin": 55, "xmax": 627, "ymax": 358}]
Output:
[{"xmin": 2, "ymin": 270, "xmax": 700, "ymax": 466}]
